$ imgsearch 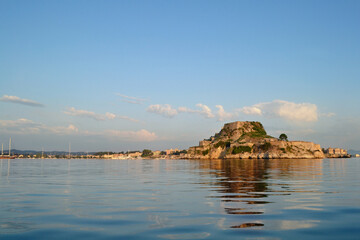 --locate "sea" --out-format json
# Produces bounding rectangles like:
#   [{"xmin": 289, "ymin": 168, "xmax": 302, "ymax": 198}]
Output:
[{"xmin": 1, "ymin": 158, "xmax": 360, "ymax": 239}]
